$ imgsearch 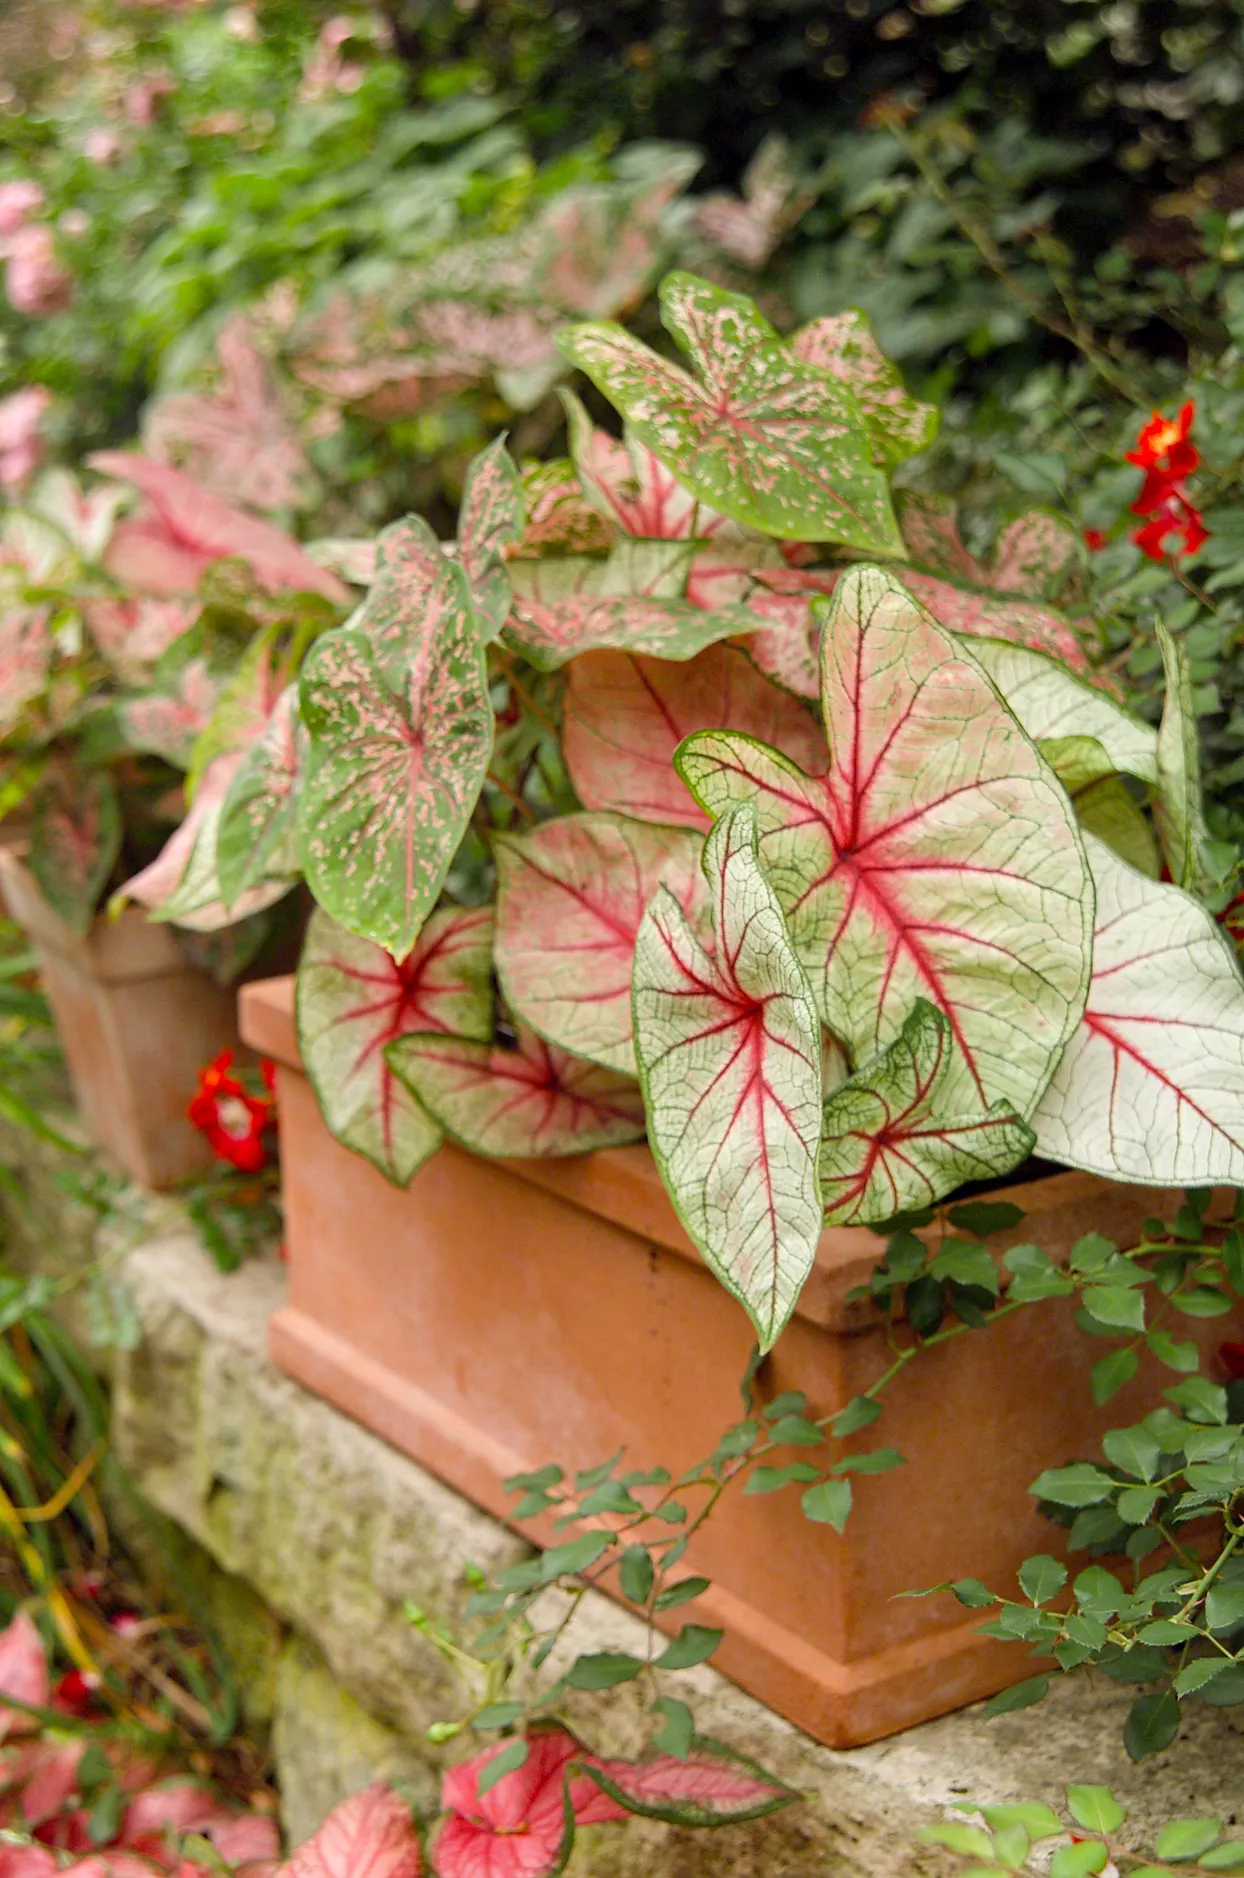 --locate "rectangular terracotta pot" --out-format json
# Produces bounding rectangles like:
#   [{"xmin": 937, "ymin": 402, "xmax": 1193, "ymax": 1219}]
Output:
[
  {"xmin": 241, "ymin": 973, "xmax": 1243, "ymax": 1750},
  {"xmin": 0, "ymin": 849, "xmax": 245, "ymax": 1190}
]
